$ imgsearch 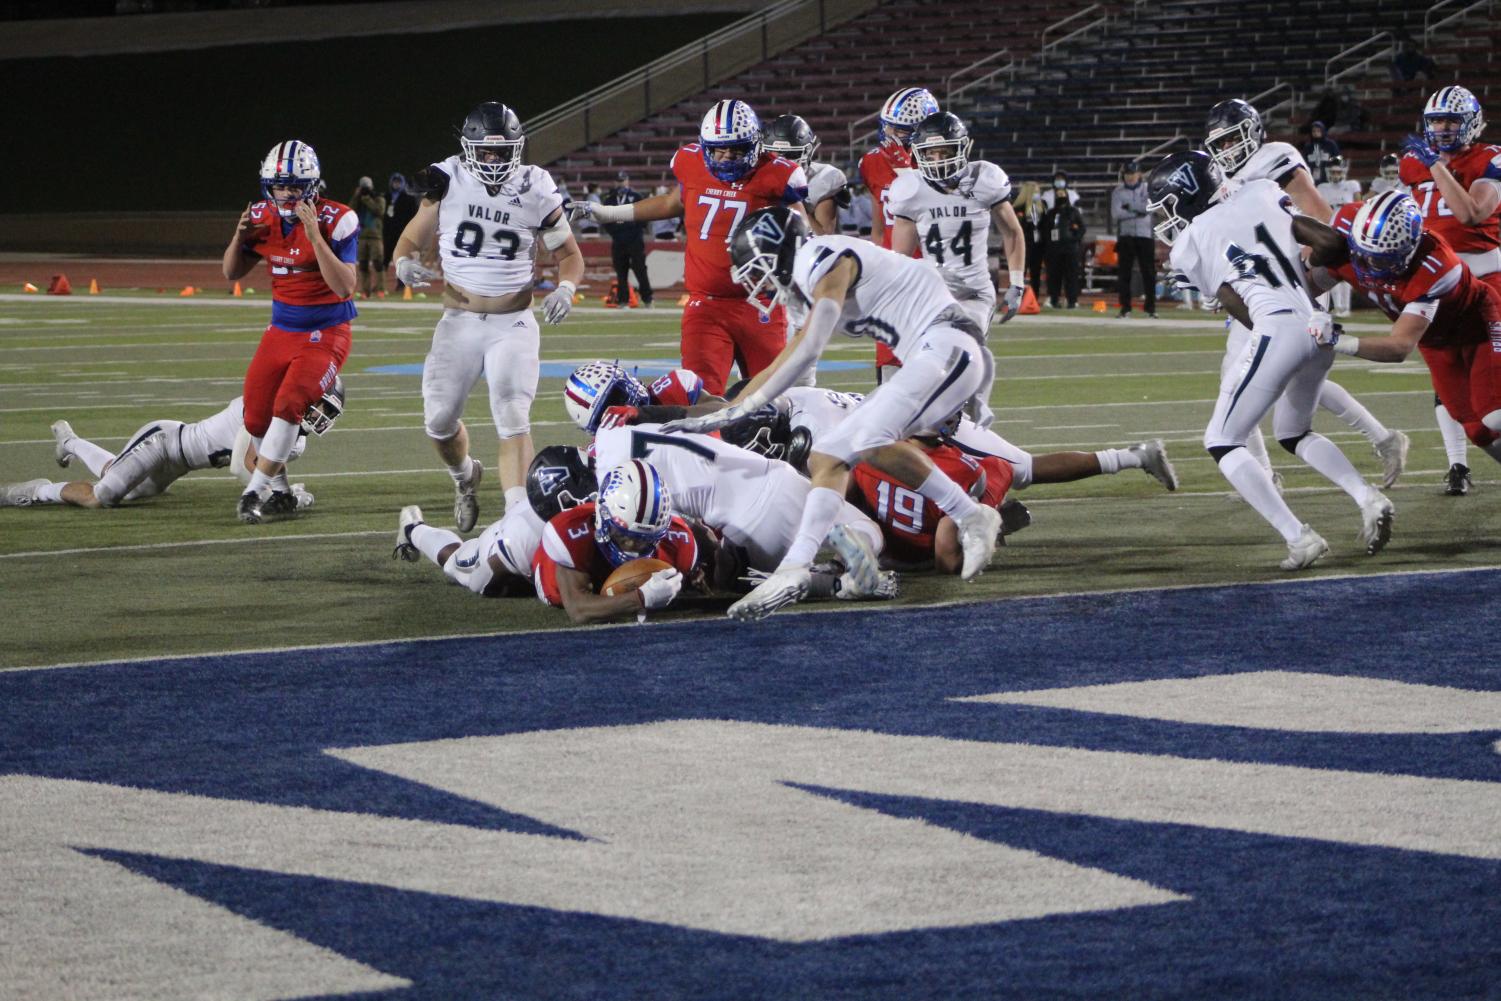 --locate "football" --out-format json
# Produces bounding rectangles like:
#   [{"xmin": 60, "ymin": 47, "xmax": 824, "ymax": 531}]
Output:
[{"xmin": 601, "ymin": 557, "xmax": 674, "ymax": 596}]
